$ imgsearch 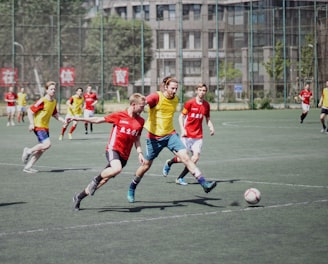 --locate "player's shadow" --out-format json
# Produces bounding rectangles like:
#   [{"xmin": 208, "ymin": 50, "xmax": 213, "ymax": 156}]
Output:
[
  {"xmin": 48, "ymin": 167, "xmax": 91, "ymax": 173},
  {"xmin": 0, "ymin": 201, "xmax": 27, "ymax": 207},
  {"xmin": 186, "ymin": 179, "xmax": 240, "ymax": 185},
  {"xmin": 84, "ymin": 195, "xmax": 223, "ymax": 213}
]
